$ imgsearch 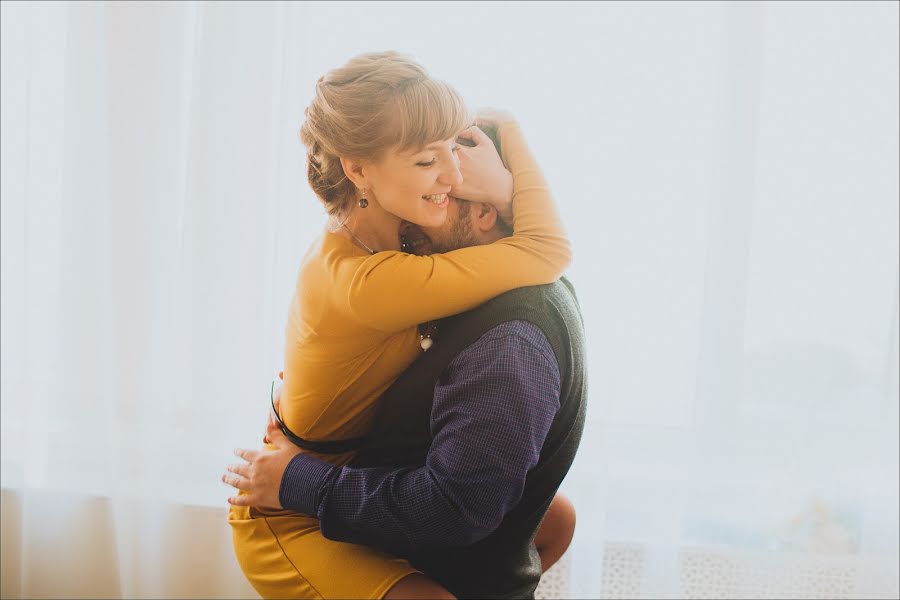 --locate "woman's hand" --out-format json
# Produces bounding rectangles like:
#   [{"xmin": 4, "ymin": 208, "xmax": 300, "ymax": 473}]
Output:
[
  {"xmin": 451, "ymin": 126, "xmax": 514, "ymax": 222},
  {"xmin": 223, "ymin": 422, "xmax": 302, "ymax": 511},
  {"xmin": 474, "ymin": 108, "xmax": 516, "ymax": 130}
]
